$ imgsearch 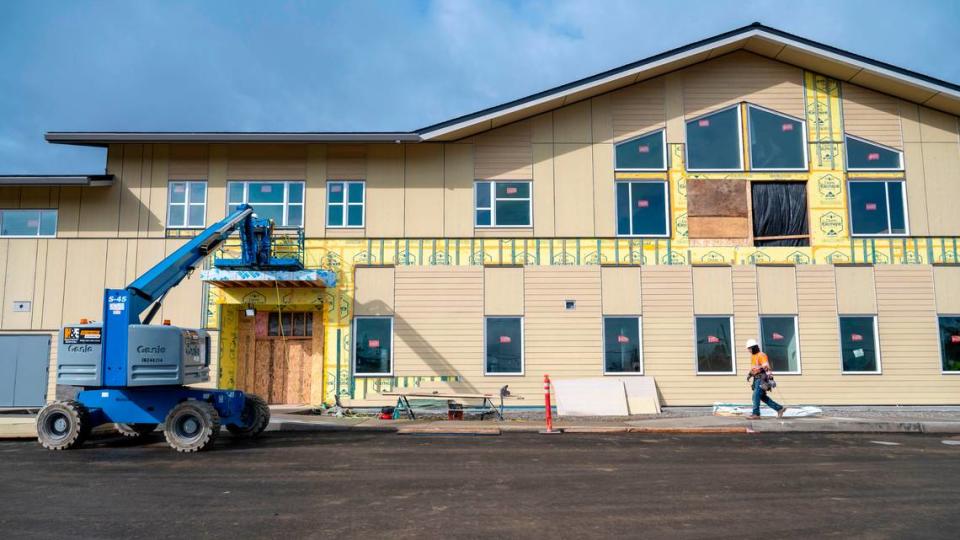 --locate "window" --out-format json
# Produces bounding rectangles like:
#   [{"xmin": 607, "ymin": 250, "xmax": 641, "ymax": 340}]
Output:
[
  {"xmin": 695, "ymin": 316, "xmax": 735, "ymax": 374},
  {"xmin": 327, "ymin": 181, "xmax": 365, "ymax": 228},
  {"xmin": 615, "ymin": 130, "xmax": 666, "ymax": 170},
  {"xmin": 267, "ymin": 312, "xmax": 313, "ymax": 338},
  {"xmin": 759, "ymin": 316, "xmax": 800, "ymax": 373},
  {"xmin": 0, "ymin": 209, "xmax": 57, "ymax": 237},
  {"xmin": 748, "ymin": 105, "xmax": 806, "ymax": 170},
  {"xmin": 845, "ymin": 135, "xmax": 903, "ymax": 171},
  {"xmin": 616, "ymin": 181, "xmax": 669, "ymax": 237},
  {"xmin": 751, "ymin": 182, "xmax": 809, "ymax": 246},
  {"xmin": 167, "ymin": 181, "xmax": 207, "ymax": 228},
  {"xmin": 938, "ymin": 316, "xmax": 960, "ymax": 373},
  {"xmin": 475, "ymin": 181, "xmax": 531, "ymax": 227},
  {"xmin": 686, "ymin": 105, "xmax": 743, "ymax": 171},
  {"xmin": 839, "ymin": 316, "xmax": 880, "ymax": 373},
  {"xmin": 848, "ymin": 180, "xmax": 907, "ymax": 236},
  {"xmin": 603, "ymin": 317, "xmax": 643, "ymax": 374},
  {"xmin": 353, "ymin": 317, "xmax": 393, "ymax": 376},
  {"xmin": 485, "ymin": 317, "xmax": 523, "ymax": 375},
  {"xmin": 227, "ymin": 181, "xmax": 304, "ymax": 228}
]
